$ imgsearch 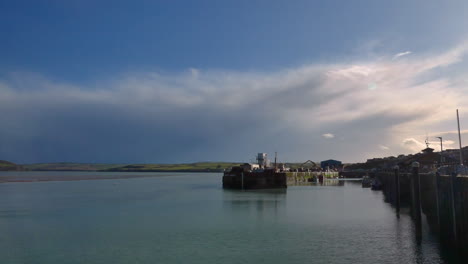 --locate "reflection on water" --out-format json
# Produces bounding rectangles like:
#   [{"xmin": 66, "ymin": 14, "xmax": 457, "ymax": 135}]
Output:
[
  {"xmin": 223, "ymin": 189, "xmax": 285, "ymax": 216},
  {"xmin": 0, "ymin": 173, "xmax": 461, "ymax": 264}
]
